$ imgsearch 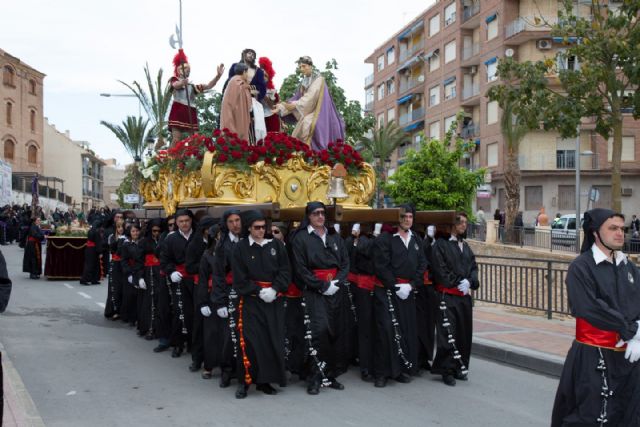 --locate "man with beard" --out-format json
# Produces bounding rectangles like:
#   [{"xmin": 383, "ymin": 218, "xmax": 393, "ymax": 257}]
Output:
[
  {"xmin": 211, "ymin": 209, "xmax": 242, "ymax": 388},
  {"xmin": 430, "ymin": 212, "xmax": 479, "ymax": 386},
  {"xmin": 290, "ymin": 201, "xmax": 349, "ymax": 395},
  {"xmin": 160, "ymin": 209, "xmax": 196, "ymax": 358},
  {"xmin": 231, "ymin": 211, "xmax": 290, "ymax": 398},
  {"xmin": 372, "ymin": 204, "xmax": 427, "ymax": 387},
  {"xmin": 224, "ymin": 49, "xmax": 266, "ymax": 102},
  {"xmin": 552, "ymin": 209, "xmax": 640, "ymax": 426}
]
